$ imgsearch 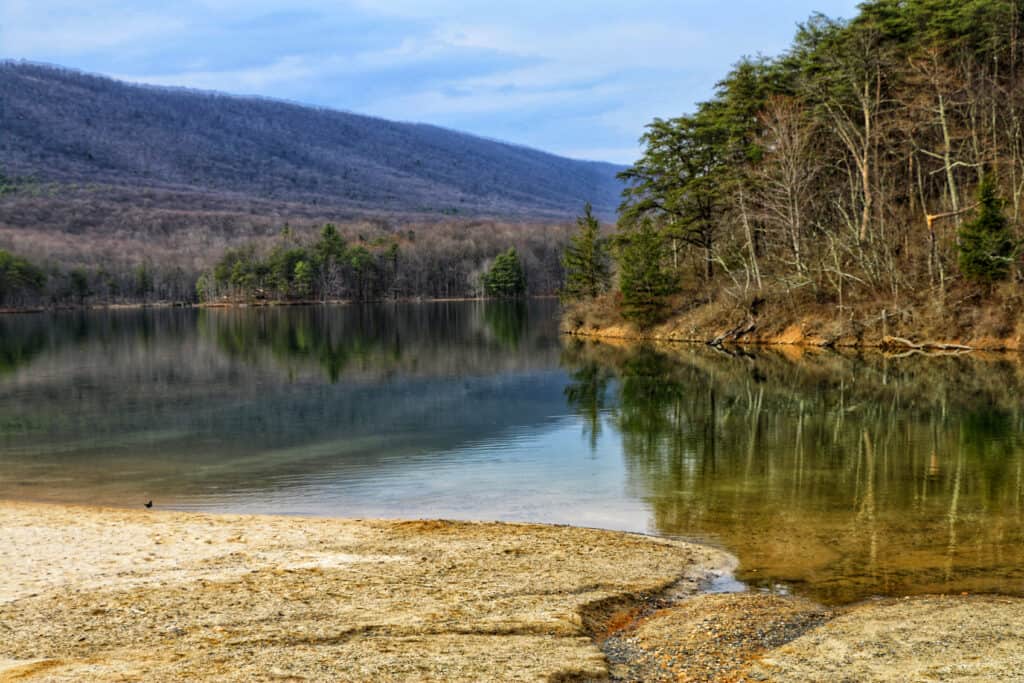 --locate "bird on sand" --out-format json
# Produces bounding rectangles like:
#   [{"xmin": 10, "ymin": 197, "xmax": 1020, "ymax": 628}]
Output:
[{"xmin": 144, "ymin": 500, "xmax": 153, "ymax": 508}]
